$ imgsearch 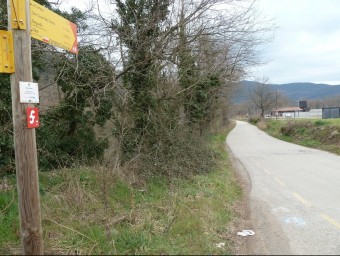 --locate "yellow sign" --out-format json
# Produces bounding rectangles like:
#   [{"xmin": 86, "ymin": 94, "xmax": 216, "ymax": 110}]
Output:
[
  {"xmin": 30, "ymin": 0, "xmax": 78, "ymax": 54},
  {"xmin": 0, "ymin": 31, "xmax": 15, "ymax": 73},
  {"xmin": 10, "ymin": 0, "xmax": 27, "ymax": 29}
]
